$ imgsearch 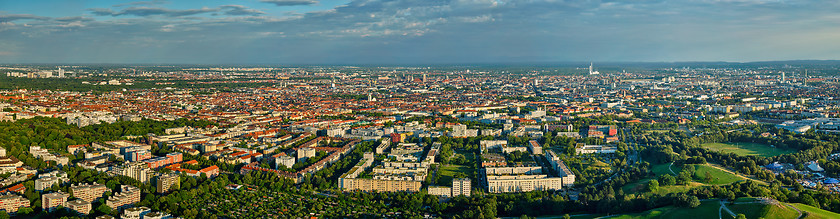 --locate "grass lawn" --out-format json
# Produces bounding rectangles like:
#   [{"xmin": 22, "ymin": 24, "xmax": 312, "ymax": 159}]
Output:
[
  {"xmin": 688, "ymin": 164, "xmax": 745, "ymax": 185},
  {"xmin": 621, "ymin": 178, "xmax": 698, "ymax": 196},
  {"xmin": 728, "ymin": 198, "xmax": 799, "ymax": 219},
  {"xmin": 623, "ymin": 163, "xmax": 747, "ymax": 195},
  {"xmin": 438, "ymin": 164, "xmax": 474, "ymax": 186},
  {"xmin": 651, "ymin": 163, "xmax": 680, "ymax": 176},
  {"xmin": 701, "ymin": 142, "xmax": 796, "ymax": 157},
  {"xmin": 523, "ymin": 214, "xmax": 607, "ymax": 219},
  {"xmin": 791, "ymin": 203, "xmax": 840, "ymax": 219},
  {"xmin": 609, "ymin": 200, "xmax": 730, "ymax": 219},
  {"xmin": 622, "ymin": 163, "xmax": 690, "ymax": 195},
  {"xmin": 607, "ymin": 199, "xmax": 802, "ymax": 219}
]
